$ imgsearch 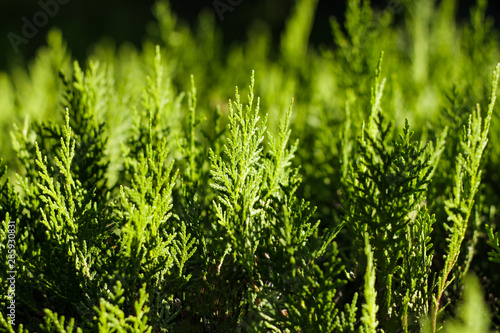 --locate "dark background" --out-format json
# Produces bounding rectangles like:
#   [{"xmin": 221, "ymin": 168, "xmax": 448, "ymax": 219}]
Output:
[{"xmin": 0, "ymin": 0, "xmax": 499, "ymax": 71}]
